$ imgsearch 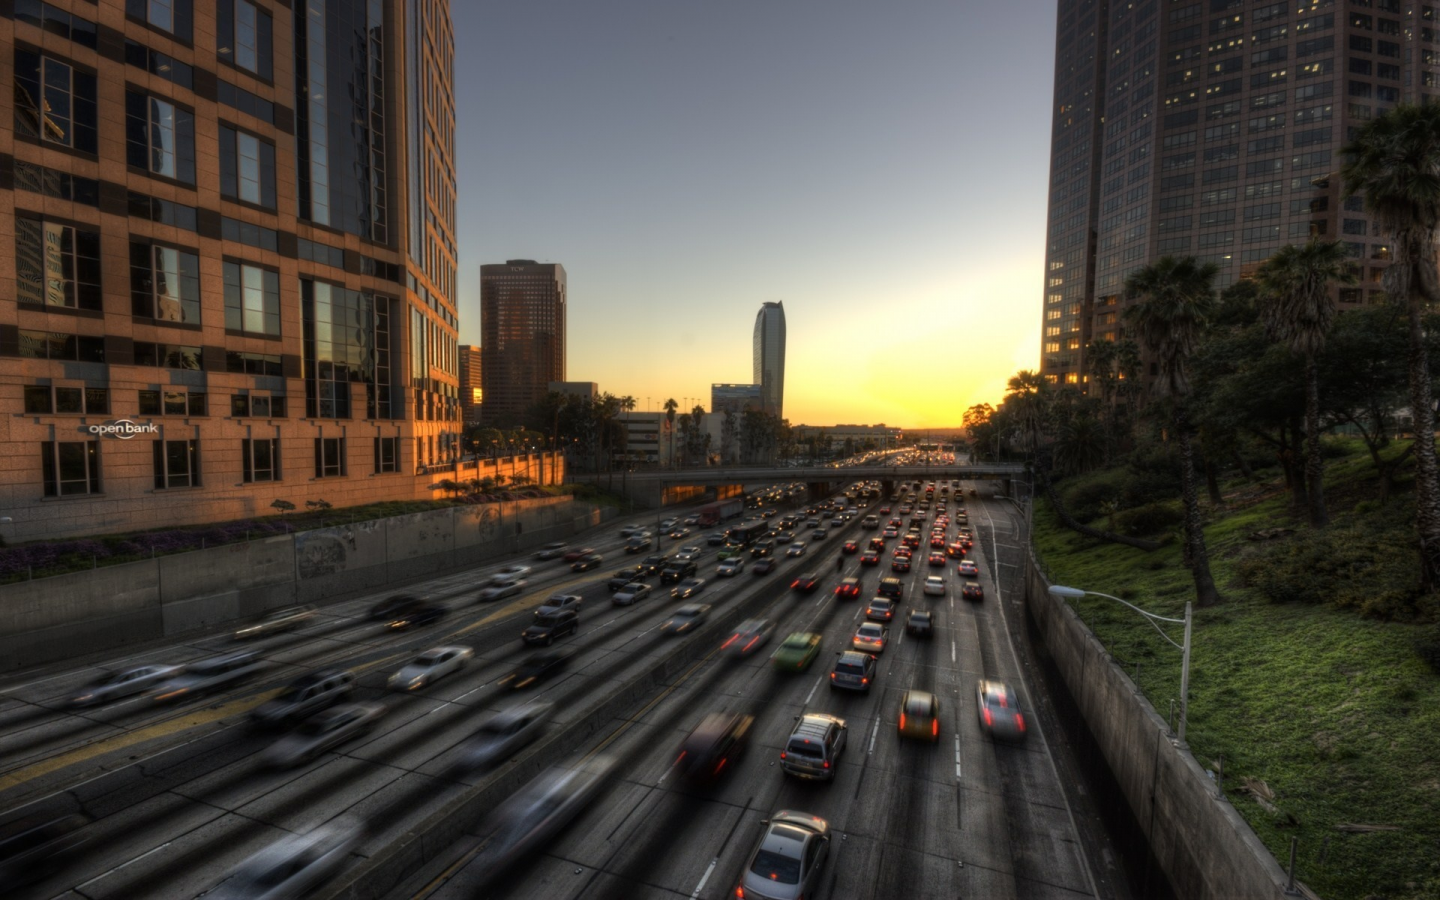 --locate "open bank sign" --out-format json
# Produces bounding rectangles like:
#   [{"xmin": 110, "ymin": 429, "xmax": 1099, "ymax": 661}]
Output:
[{"xmin": 88, "ymin": 419, "xmax": 159, "ymax": 439}]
